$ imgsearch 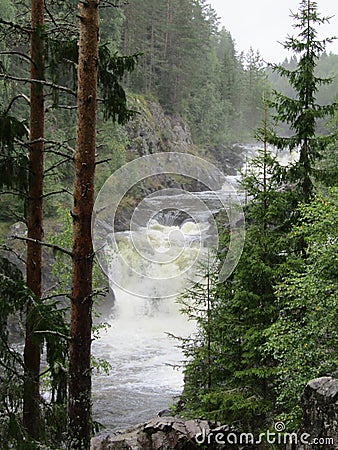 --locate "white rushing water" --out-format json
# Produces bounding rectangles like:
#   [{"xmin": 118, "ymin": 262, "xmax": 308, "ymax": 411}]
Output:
[
  {"xmin": 91, "ymin": 147, "xmax": 293, "ymax": 430},
  {"xmin": 91, "ymin": 220, "xmax": 203, "ymax": 430}
]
